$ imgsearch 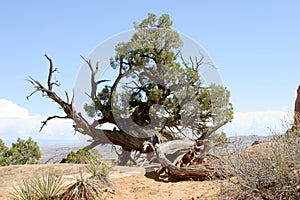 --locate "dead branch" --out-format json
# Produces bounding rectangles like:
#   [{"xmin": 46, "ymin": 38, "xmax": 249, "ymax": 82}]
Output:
[
  {"xmin": 206, "ymin": 120, "xmax": 229, "ymax": 138},
  {"xmin": 155, "ymin": 144, "xmax": 218, "ymax": 181},
  {"xmin": 40, "ymin": 115, "xmax": 69, "ymax": 132},
  {"xmin": 27, "ymin": 55, "xmax": 158, "ymax": 153},
  {"xmin": 81, "ymin": 56, "xmax": 109, "ymax": 101},
  {"xmin": 27, "ymin": 55, "xmax": 227, "ymax": 182}
]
